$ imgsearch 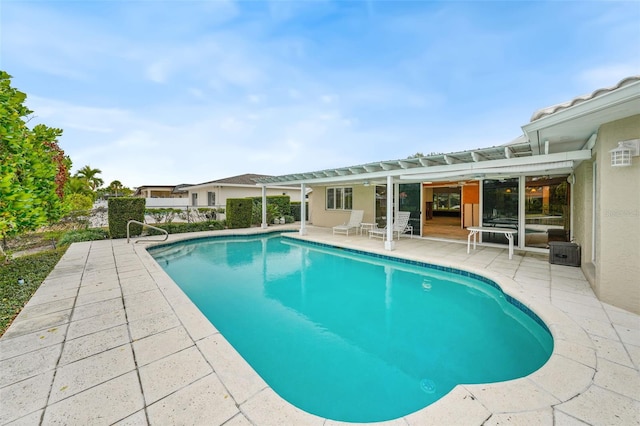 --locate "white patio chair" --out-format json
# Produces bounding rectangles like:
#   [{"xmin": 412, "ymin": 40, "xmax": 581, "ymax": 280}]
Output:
[
  {"xmin": 369, "ymin": 211, "xmax": 412, "ymax": 240},
  {"xmin": 332, "ymin": 210, "xmax": 364, "ymax": 236}
]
